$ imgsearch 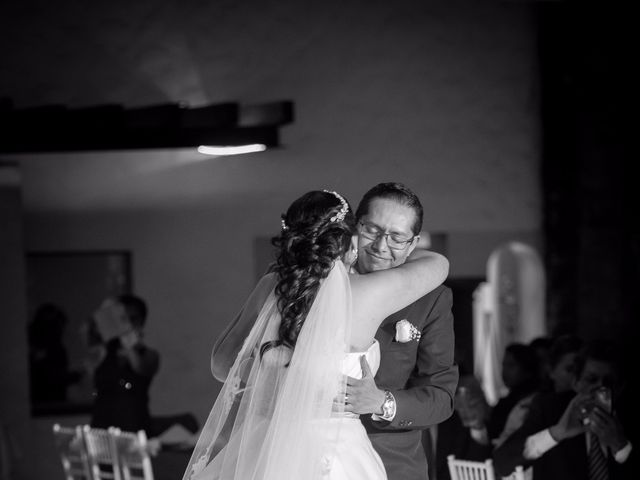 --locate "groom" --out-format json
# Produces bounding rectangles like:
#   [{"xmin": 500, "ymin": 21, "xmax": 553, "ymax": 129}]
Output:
[{"xmin": 345, "ymin": 182, "xmax": 459, "ymax": 480}]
